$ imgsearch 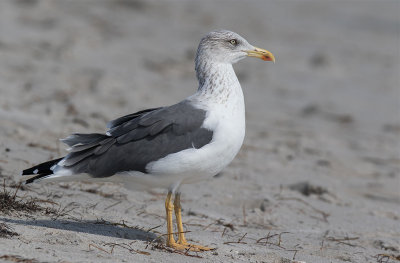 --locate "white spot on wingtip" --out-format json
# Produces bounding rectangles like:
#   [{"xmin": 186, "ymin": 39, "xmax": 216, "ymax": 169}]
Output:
[
  {"xmin": 106, "ymin": 132, "xmax": 111, "ymax": 136},
  {"xmin": 33, "ymin": 169, "xmax": 39, "ymax": 174}
]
